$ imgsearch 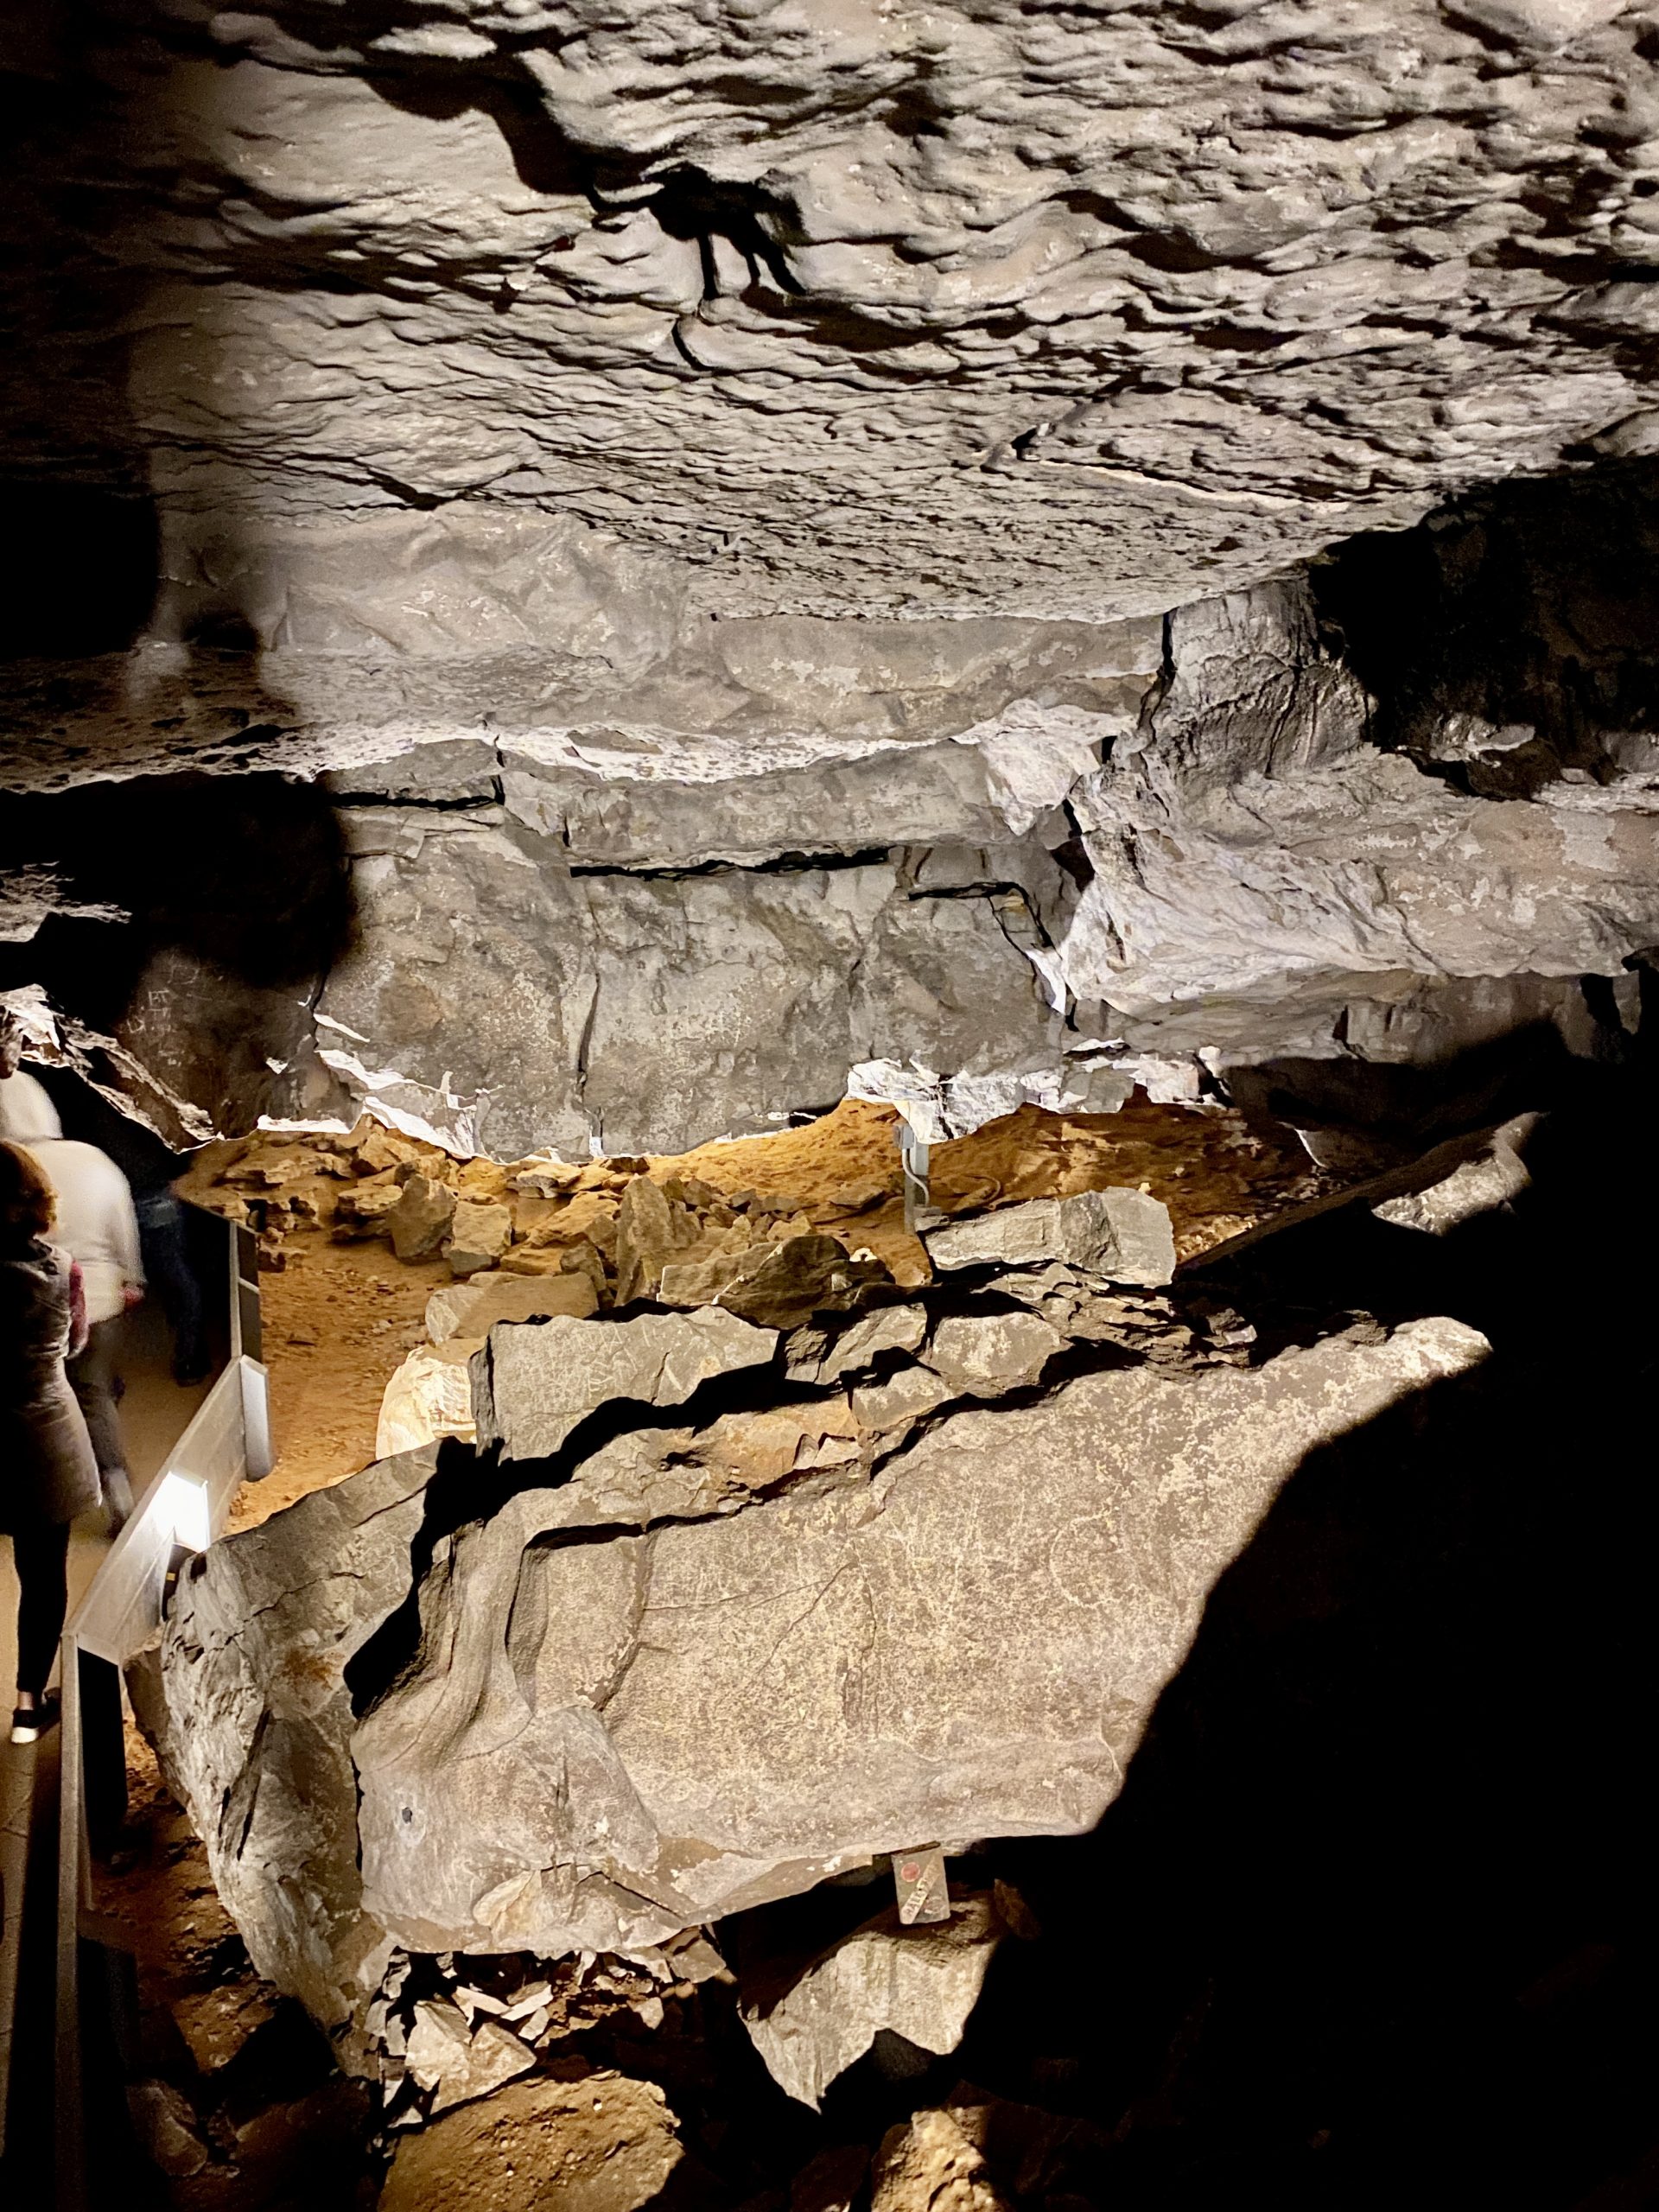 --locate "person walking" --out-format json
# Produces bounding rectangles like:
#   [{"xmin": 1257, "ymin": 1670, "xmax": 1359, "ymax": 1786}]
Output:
[
  {"xmin": 0, "ymin": 1007, "xmax": 60, "ymax": 1145},
  {"xmin": 2, "ymin": 1084, "xmax": 145, "ymax": 1527},
  {"xmin": 0, "ymin": 1140, "xmax": 99, "ymax": 1745}
]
